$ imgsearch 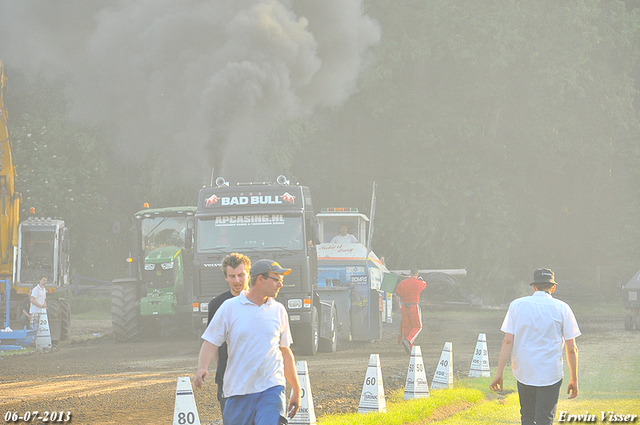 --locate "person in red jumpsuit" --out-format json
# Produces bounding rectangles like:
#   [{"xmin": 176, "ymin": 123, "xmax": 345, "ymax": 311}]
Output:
[{"xmin": 395, "ymin": 268, "xmax": 427, "ymax": 354}]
